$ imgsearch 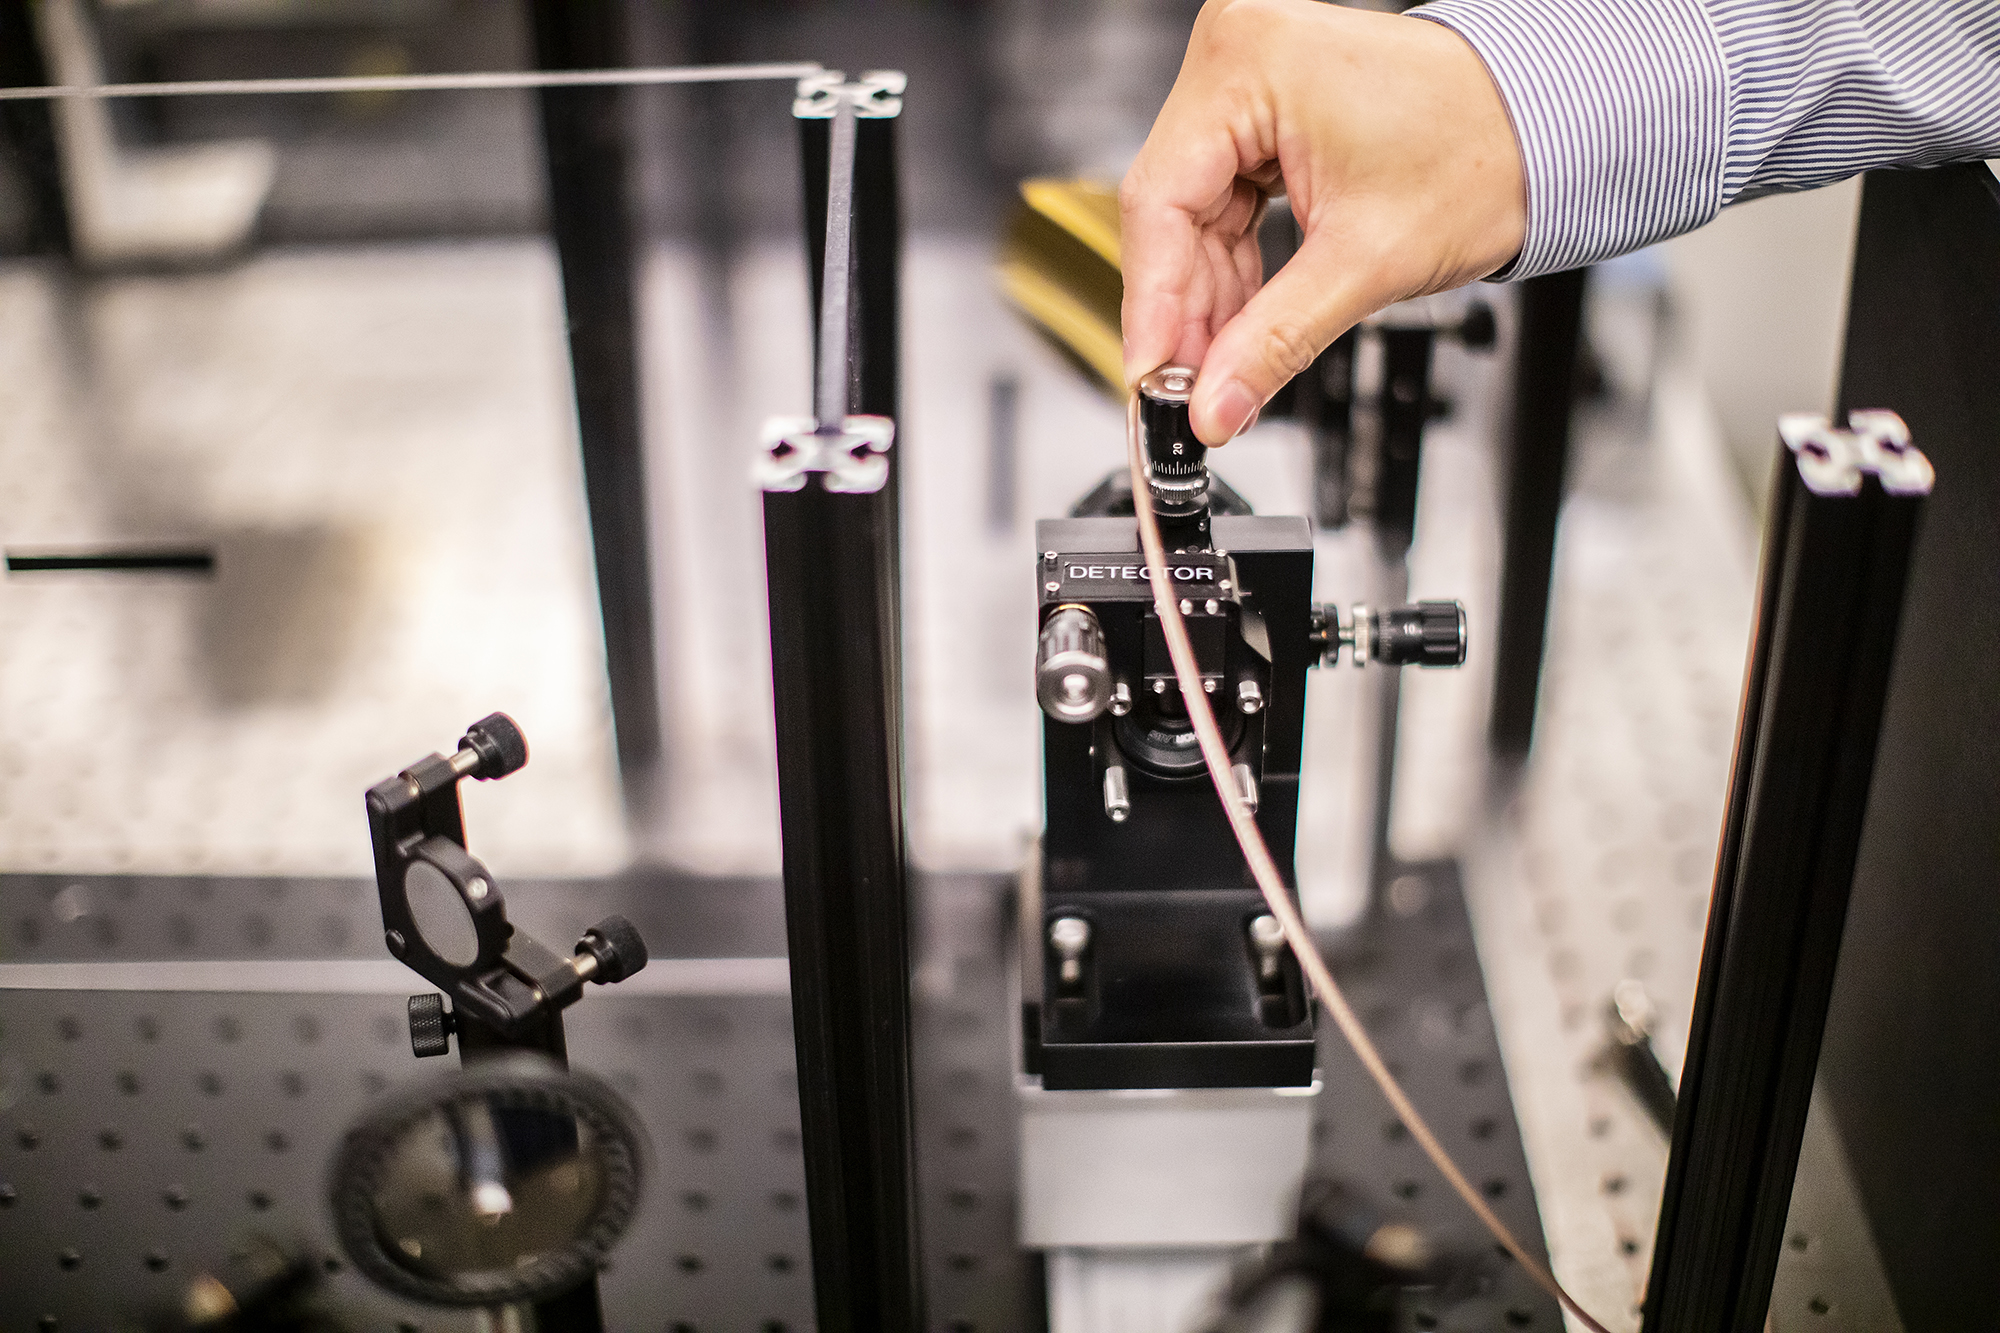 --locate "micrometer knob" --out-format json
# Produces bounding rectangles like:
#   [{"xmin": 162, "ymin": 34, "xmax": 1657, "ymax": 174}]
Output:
[
  {"xmin": 1378, "ymin": 602, "xmax": 1468, "ymax": 667},
  {"xmin": 1138, "ymin": 364, "xmax": 1206, "ymax": 482}
]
